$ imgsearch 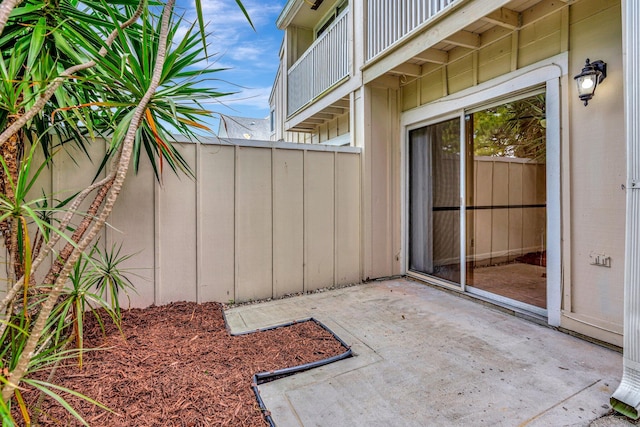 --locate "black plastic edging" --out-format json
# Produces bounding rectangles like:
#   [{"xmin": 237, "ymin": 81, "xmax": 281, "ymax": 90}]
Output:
[{"xmin": 222, "ymin": 313, "xmax": 352, "ymax": 426}]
